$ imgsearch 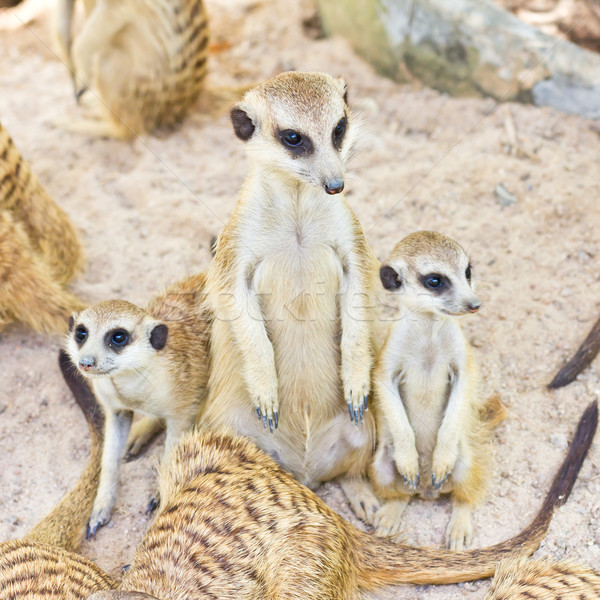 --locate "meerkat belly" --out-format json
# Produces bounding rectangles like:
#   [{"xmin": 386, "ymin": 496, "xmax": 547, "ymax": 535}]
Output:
[
  {"xmin": 255, "ymin": 245, "xmax": 343, "ymax": 419},
  {"xmin": 400, "ymin": 354, "xmax": 451, "ymax": 472}
]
